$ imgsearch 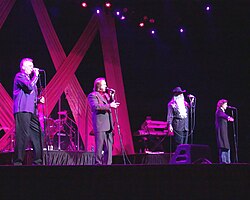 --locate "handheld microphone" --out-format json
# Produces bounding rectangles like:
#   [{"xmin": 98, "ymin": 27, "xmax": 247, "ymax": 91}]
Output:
[
  {"xmin": 187, "ymin": 94, "xmax": 195, "ymax": 98},
  {"xmin": 106, "ymin": 87, "xmax": 116, "ymax": 93},
  {"xmin": 33, "ymin": 68, "xmax": 45, "ymax": 72},
  {"xmin": 187, "ymin": 94, "xmax": 195, "ymax": 105},
  {"xmin": 227, "ymin": 106, "xmax": 237, "ymax": 109}
]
